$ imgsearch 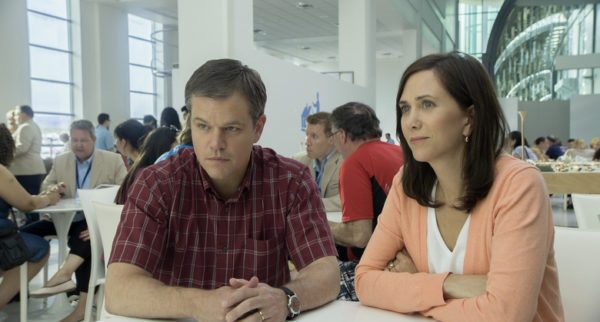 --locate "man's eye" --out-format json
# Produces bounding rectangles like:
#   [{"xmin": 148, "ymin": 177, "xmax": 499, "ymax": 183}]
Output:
[{"xmin": 226, "ymin": 127, "xmax": 239, "ymax": 132}]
